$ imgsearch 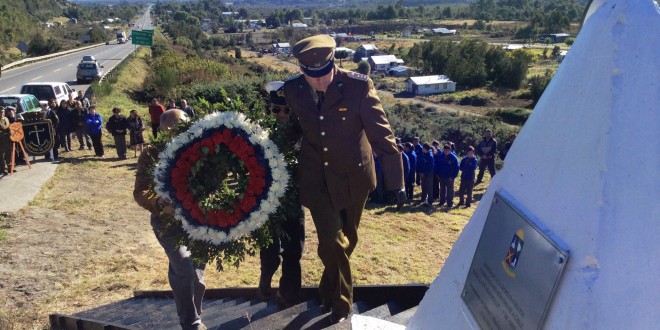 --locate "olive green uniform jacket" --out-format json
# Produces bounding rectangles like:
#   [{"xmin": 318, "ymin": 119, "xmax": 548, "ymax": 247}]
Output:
[{"xmin": 283, "ymin": 67, "xmax": 404, "ymax": 211}]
